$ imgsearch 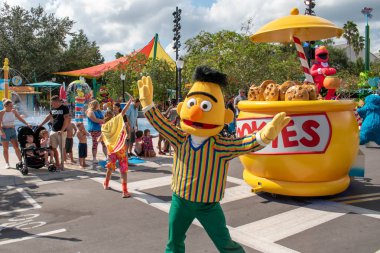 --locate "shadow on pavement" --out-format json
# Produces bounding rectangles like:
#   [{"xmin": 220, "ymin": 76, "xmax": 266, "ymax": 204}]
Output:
[
  {"xmin": 0, "ymin": 228, "xmax": 81, "ymax": 242},
  {"xmin": 255, "ymin": 176, "xmax": 380, "ymax": 215},
  {"xmin": 130, "ymin": 167, "xmax": 171, "ymax": 175}
]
